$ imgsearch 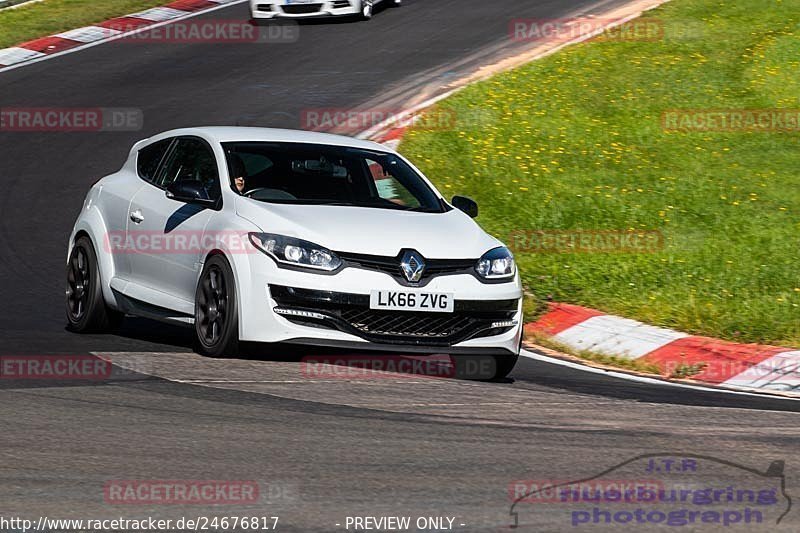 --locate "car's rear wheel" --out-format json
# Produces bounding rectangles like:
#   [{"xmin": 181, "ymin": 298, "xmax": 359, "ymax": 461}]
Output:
[
  {"xmin": 66, "ymin": 236, "xmax": 123, "ymax": 332},
  {"xmin": 195, "ymin": 255, "xmax": 239, "ymax": 358},
  {"xmin": 454, "ymin": 354, "xmax": 519, "ymax": 381}
]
